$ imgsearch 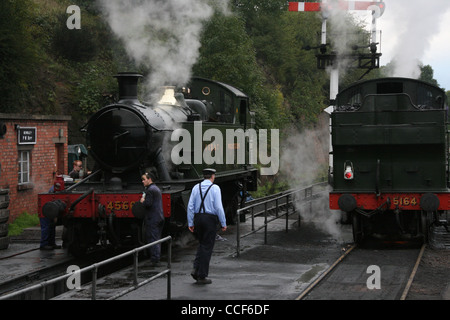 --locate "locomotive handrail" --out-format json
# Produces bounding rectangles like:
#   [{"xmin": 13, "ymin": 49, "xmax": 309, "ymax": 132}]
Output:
[
  {"xmin": 0, "ymin": 236, "xmax": 172, "ymax": 300},
  {"xmin": 69, "ymin": 188, "xmax": 94, "ymax": 212},
  {"xmin": 235, "ymin": 182, "xmax": 328, "ymax": 257}
]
